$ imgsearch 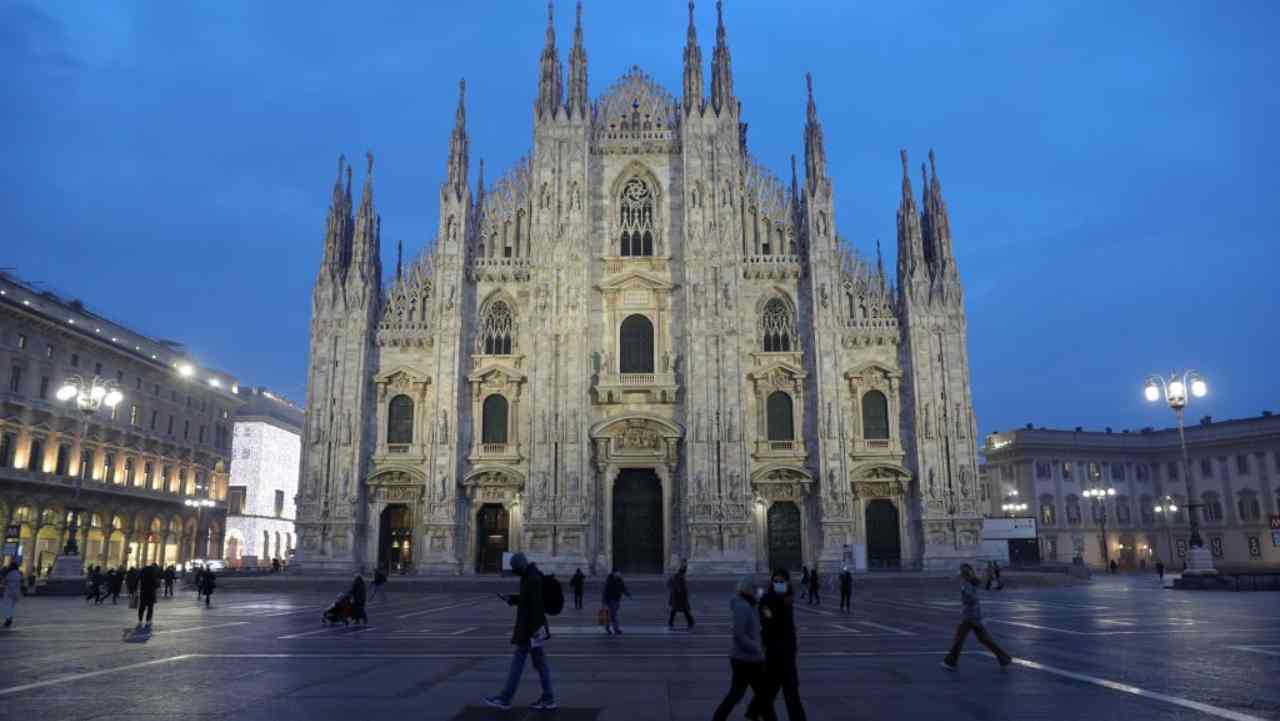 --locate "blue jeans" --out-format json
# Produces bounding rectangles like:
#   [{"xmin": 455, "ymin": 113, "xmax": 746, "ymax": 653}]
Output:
[
  {"xmin": 498, "ymin": 642, "xmax": 554, "ymax": 703},
  {"xmin": 607, "ymin": 600, "xmax": 622, "ymax": 632}
]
